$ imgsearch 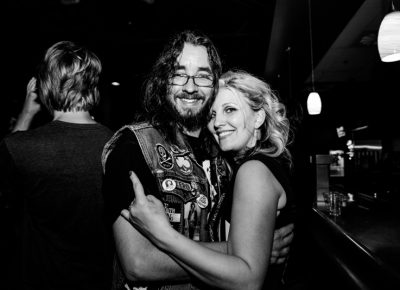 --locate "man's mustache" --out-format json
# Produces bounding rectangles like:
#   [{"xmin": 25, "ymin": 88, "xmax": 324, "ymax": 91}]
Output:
[{"xmin": 175, "ymin": 93, "xmax": 204, "ymax": 100}]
